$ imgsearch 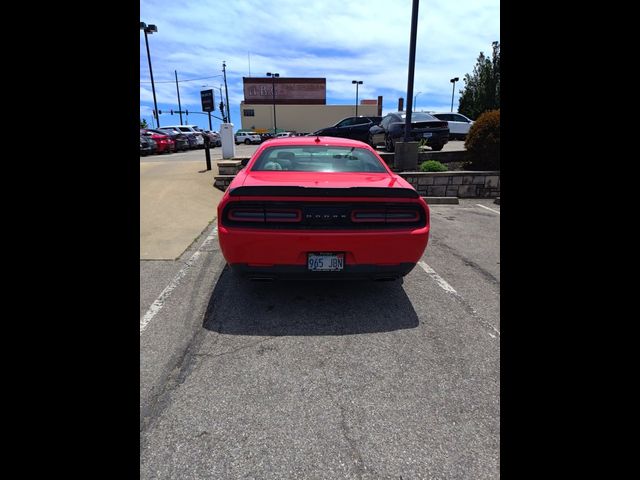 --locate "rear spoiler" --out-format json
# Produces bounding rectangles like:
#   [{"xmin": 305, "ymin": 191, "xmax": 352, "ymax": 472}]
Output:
[{"xmin": 229, "ymin": 186, "xmax": 419, "ymax": 198}]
